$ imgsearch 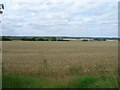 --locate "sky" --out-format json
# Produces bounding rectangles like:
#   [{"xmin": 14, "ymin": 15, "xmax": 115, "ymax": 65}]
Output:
[{"xmin": 0, "ymin": 0, "xmax": 119, "ymax": 37}]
